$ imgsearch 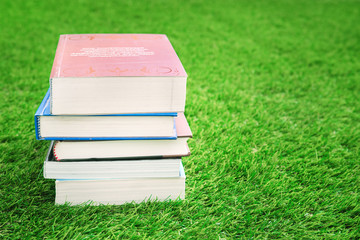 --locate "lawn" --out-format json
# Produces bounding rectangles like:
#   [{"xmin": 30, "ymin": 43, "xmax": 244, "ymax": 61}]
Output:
[{"xmin": 1, "ymin": 0, "xmax": 359, "ymax": 238}]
